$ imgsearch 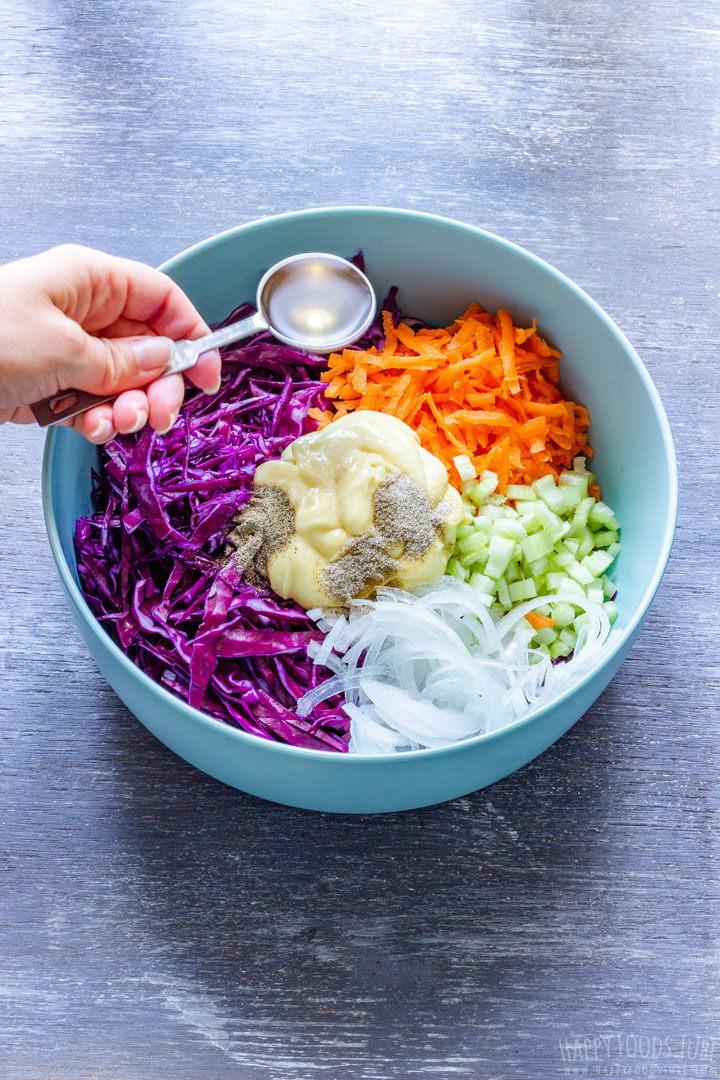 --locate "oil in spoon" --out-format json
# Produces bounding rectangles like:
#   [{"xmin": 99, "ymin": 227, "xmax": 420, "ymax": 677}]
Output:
[{"xmin": 259, "ymin": 254, "xmax": 375, "ymax": 351}]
